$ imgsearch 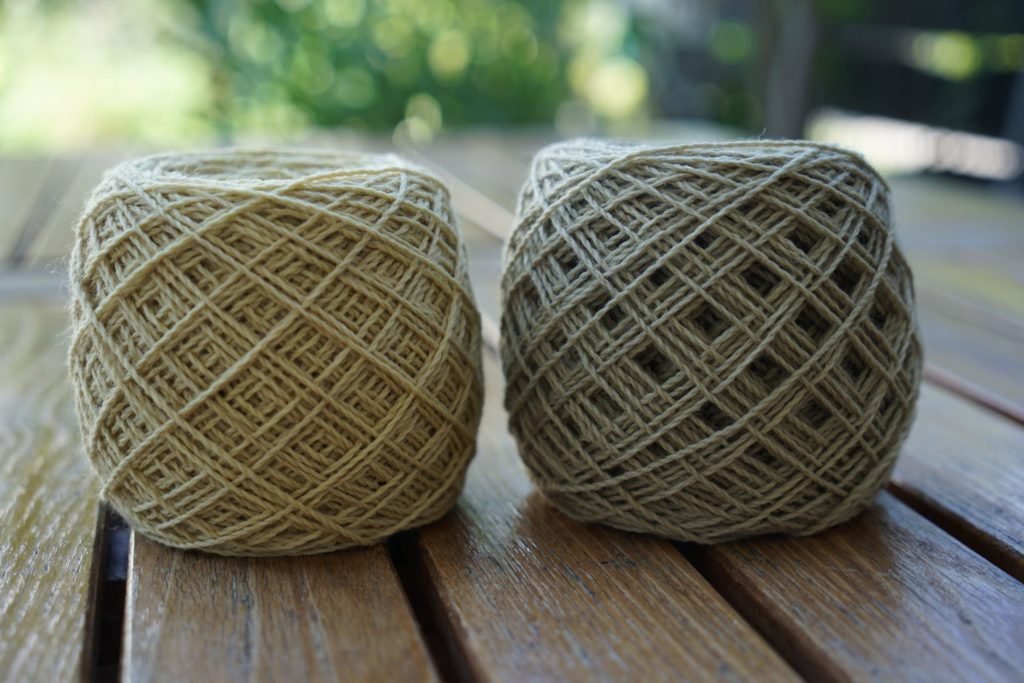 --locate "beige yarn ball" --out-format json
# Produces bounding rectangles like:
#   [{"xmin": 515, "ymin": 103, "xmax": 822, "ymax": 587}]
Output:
[
  {"xmin": 68, "ymin": 149, "xmax": 483, "ymax": 556},
  {"xmin": 501, "ymin": 139, "xmax": 922, "ymax": 543}
]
